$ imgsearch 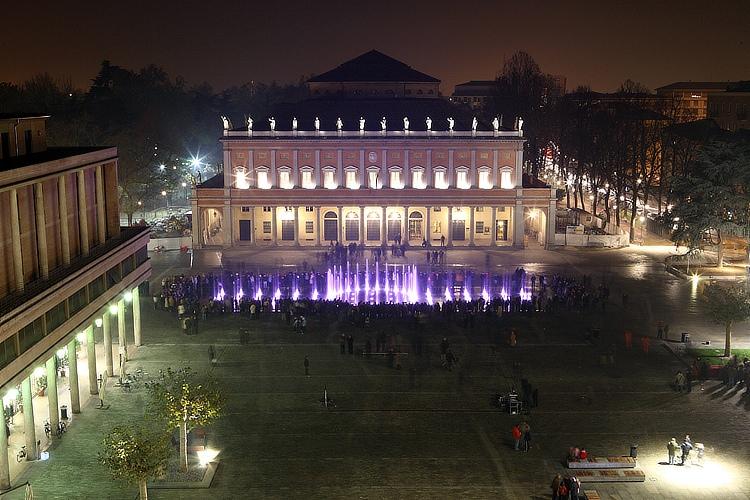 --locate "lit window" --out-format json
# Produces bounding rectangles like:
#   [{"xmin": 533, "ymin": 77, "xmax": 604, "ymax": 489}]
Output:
[
  {"xmin": 279, "ymin": 170, "xmax": 292, "ymax": 189},
  {"xmin": 324, "ymin": 170, "xmax": 336, "ymax": 189},
  {"xmin": 457, "ymin": 169, "xmax": 469, "ymax": 189},
  {"xmin": 241, "ymin": 206, "xmax": 251, "ymax": 212},
  {"xmin": 257, "ymin": 170, "xmax": 270, "ymax": 189},
  {"xmin": 346, "ymin": 170, "xmax": 358, "ymax": 189},
  {"xmin": 302, "ymin": 170, "xmax": 314, "ymax": 189},
  {"xmin": 478, "ymin": 170, "xmax": 492, "ymax": 189},
  {"xmin": 235, "ymin": 167, "xmax": 250, "ymax": 189},
  {"xmin": 412, "ymin": 170, "xmax": 425, "ymax": 189},
  {"xmin": 390, "ymin": 171, "xmax": 402, "ymax": 189},
  {"xmin": 500, "ymin": 170, "xmax": 514, "ymax": 189},
  {"xmin": 369, "ymin": 171, "xmax": 379, "ymax": 189},
  {"xmin": 434, "ymin": 170, "xmax": 448, "ymax": 189}
]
